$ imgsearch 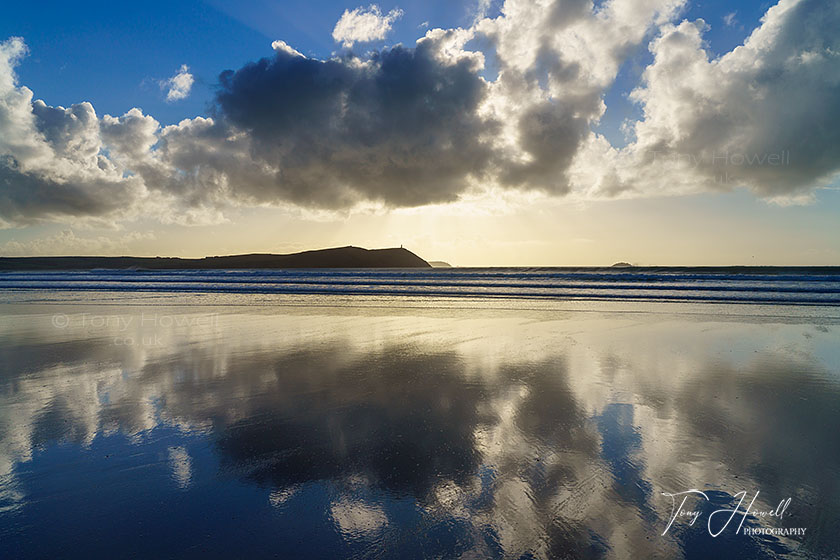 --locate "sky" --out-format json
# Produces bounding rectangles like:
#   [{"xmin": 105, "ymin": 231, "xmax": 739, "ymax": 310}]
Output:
[{"xmin": 0, "ymin": 0, "xmax": 838, "ymax": 266}]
